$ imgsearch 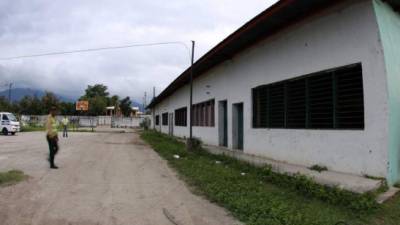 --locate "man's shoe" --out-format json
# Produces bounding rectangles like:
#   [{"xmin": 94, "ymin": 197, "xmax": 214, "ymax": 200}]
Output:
[{"xmin": 50, "ymin": 165, "xmax": 59, "ymax": 169}]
